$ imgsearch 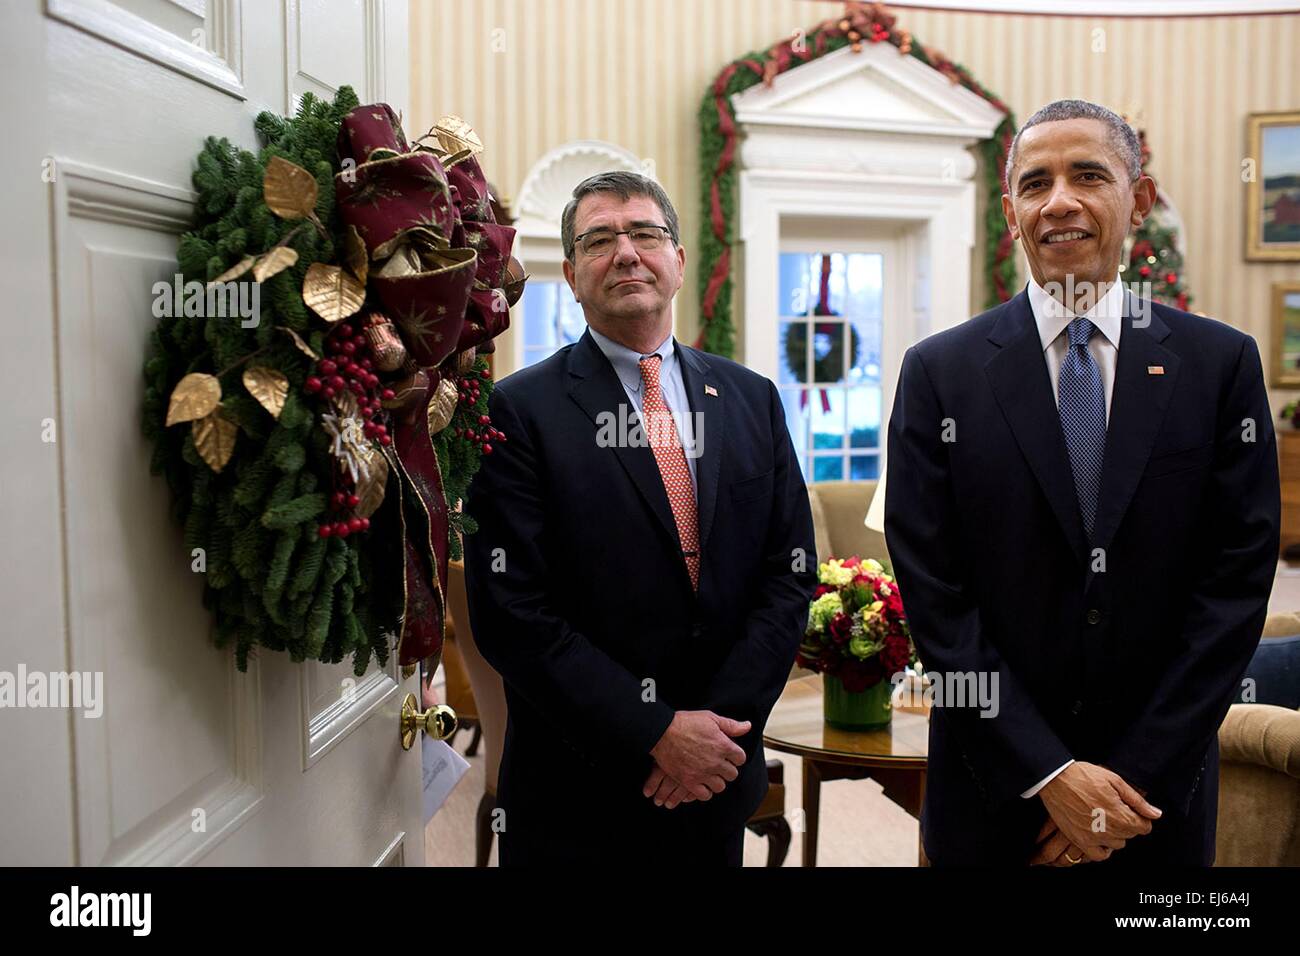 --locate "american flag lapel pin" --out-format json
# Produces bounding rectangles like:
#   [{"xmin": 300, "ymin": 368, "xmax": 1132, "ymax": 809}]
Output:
[
  {"xmin": 704, "ymin": 384, "xmax": 718, "ymax": 396},
  {"xmin": 1147, "ymin": 365, "xmax": 1165, "ymax": 375}
]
